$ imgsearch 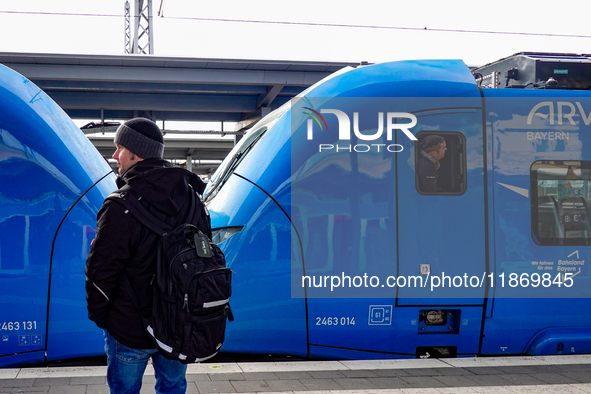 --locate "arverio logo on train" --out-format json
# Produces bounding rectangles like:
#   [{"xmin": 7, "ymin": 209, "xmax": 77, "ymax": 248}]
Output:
[
  {"xmin": 527, "ymin": 101, "xmax": 591, "ymax": 125},
  {"xmin": 527, "ymin": 101, "xmax": 591, "ymax": 141},
  {"xmin": 303, "ymin": 107, "xmax": 417, "ymax": 153}
]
